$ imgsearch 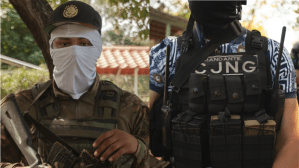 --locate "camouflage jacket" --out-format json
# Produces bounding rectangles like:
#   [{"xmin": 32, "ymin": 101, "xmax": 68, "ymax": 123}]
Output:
[{"xmin": 1, "ymin": 75, "xmax": 150, "ymax": 168}]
